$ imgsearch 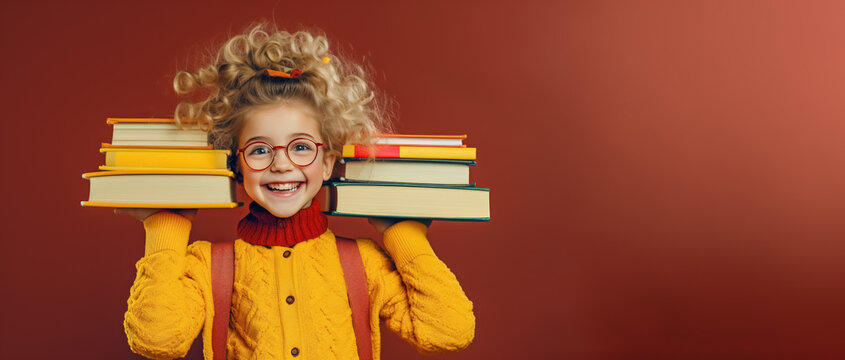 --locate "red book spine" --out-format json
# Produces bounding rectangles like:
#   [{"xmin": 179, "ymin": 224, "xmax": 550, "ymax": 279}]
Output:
[{"xmin": 353, "ymin": 145, "xmax": 401, "ymax": 158}]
